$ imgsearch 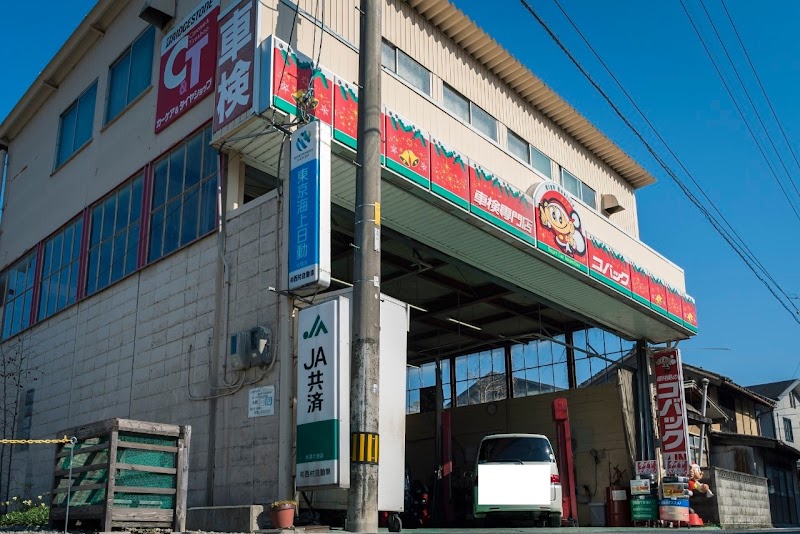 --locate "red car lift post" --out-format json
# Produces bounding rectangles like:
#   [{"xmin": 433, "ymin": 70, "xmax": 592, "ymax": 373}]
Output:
[{"xmin": 553, "ymin": 398, "xmax": 578, "ymax": 526}]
